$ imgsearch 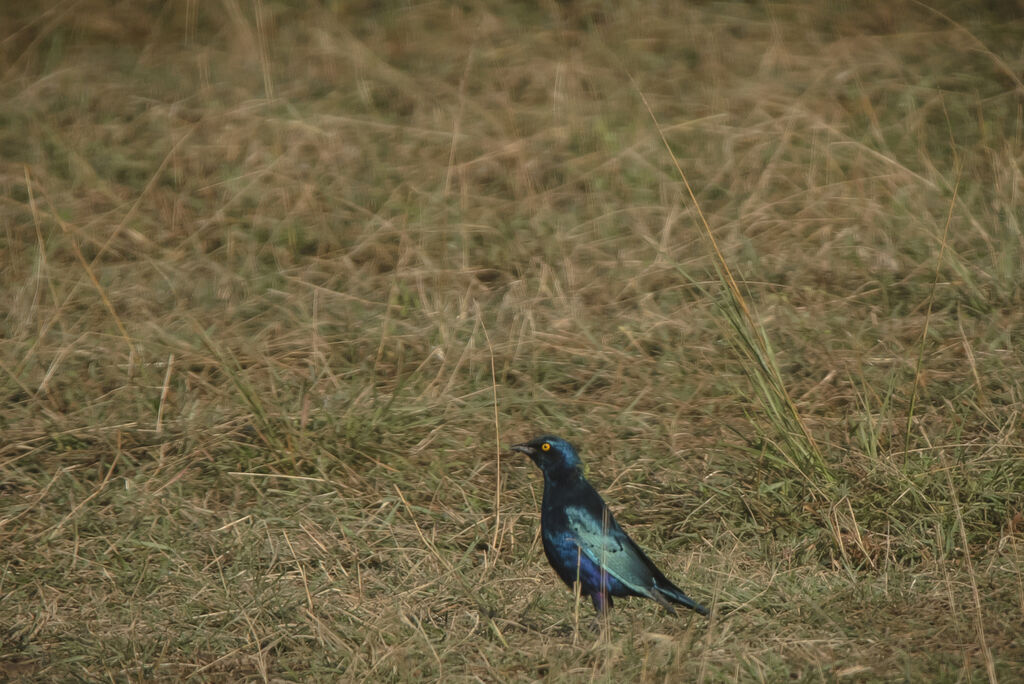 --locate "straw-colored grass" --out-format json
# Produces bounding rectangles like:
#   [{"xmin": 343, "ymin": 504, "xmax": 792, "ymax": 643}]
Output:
[{"xmin": 2, "ymin": 1, "xmax": 1022, "ymax": 681}]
